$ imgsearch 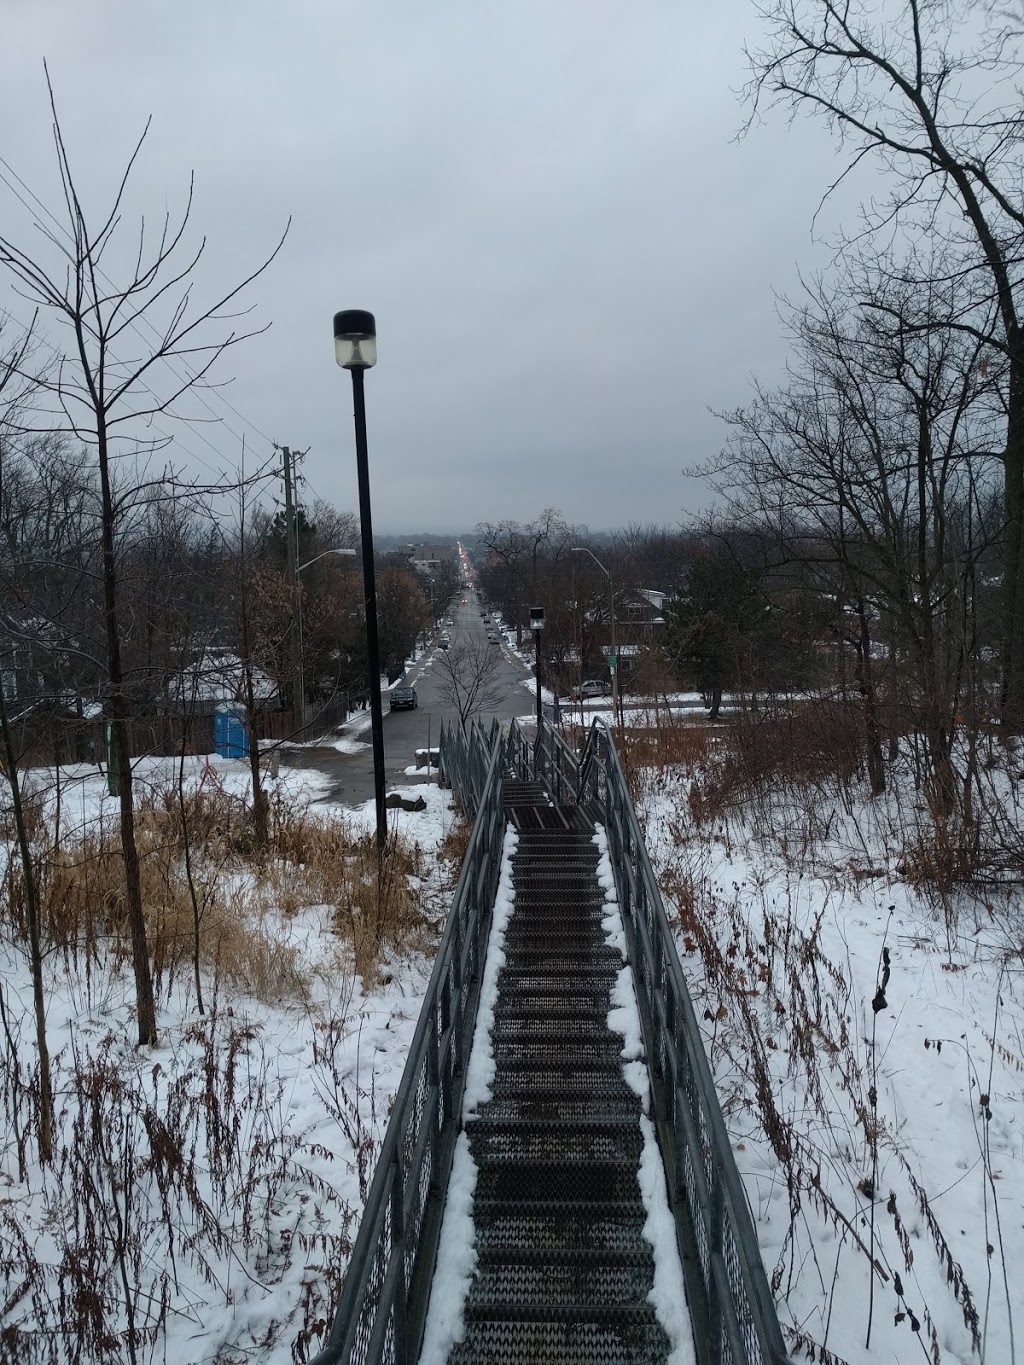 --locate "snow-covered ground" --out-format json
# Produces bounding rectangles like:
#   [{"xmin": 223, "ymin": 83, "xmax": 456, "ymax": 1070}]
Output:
[
  {"xmin": 4, "ymin": 714, "xmax": 1021, "ymax": 1365},
  {"xmin": 636, "ymin": 756, "xmax": 1024, "ymax": 1365},
  {"xmin": 0, "ymin": 753, "xmax": 464, "ymax": 1364}
]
